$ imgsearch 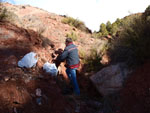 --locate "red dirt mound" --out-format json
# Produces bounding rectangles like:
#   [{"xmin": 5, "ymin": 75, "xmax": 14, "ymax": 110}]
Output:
[
  {"xmin": 0, "ymin": 75, "xmax": 73, "ymax": 113},
  {"xmin": 119, "ymin": 62, "xmax": 150, "ymax": 113},
  {"xmin": 0, "ymin": 21, "xmax": 73, "ymax": 113}
]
